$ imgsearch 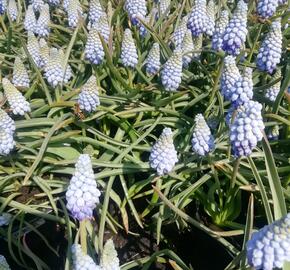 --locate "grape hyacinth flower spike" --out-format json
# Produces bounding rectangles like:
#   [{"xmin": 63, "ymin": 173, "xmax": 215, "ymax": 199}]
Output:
[
  {"xmin": 0, "ymin": 108, "xmax": 15, "ymax": 156},
  {"xmin": 0, "ymin": 0, "xmax": 7, "ymax": 15},
  {"xmin": 2, "ymin": 78, "xmax": 31, "ymax": 115},
  {"xmin": 89, "ymin": 0, "xmax": 104, "ymax": 25},
  {"xmin": 0, "ymin": 255, "xmax": 10, "ymax": 270},
  {"xmin": 145, "ymin": 42, "xmax": 160, "ymax": 76},
  {"xmin": 0, "ymin": 108, "xmax": 15, "ymax": 135},
  {"xmin": 220, "ymin": 55, "xmax": 241, "ymax": 101},
  {"xmin": 35, "ymin": 3, "xmax": 50, "ymax": 37},
  {"xmin": 247, "ymin": 213, "xmax": 290, "ymax": 270},
  {"xmin": 187, "ymin": 0, "xmax": 207, "ymax": 37},
  {"xmin": 8, "ymin": 0, "xmax": 18, "ymax": 21},
  {"xmin": 0, "ymin": 130, "xmax": 14, "ymax": 156},
  {"xmin": 205, "ymin": 0, "xmax": 215, "ymax": 36},
  {"xmin": 257, "ymin": 0, "xmax": 278, "ymax": 19},
  {"xmin": 71, "ymin": 244, "xmax": 101, "ymax": 270},
  {"xmin": 161, "ymin": 48, "xmax": 183, "ymax": 91},
  {"xmin": 256, "ymin": 19, "xmax": 282, "ymax": 74},
  {"xmin": 149, "ymin": 127, "xmax": 178, "ymax": 176},
  {"xmin": 124, "ymin": 0, "xmax": 147, "ymax": 25},
  {"xmin": 78, "ymin": 75, "xmax": 100, "ymax": 112},
  {"xmin": 100, "ymin": 239, "xmax": 120, "ymax": 270},
  {"xmin": 212, "ymin": 10, "xmax": 229, "ymax": 51},
  {"xmin": 171, "ymin": 15, "xmax": 188, "ymax": 48},
  {"xmin": 121, "ymin": 28, "xmax": 138, "ymax": 68},
  {"xmin": 27, "ymin": 31, "xmax": 41, "ymax": 67},
  {"xmin": 265, "ymin": 69, "xmax": 281, "ymax": 101},
  {"xmin": 66, "ymin": 154, "xmax": 101, "ymax": 221},
  {"xmin": 182, "ymin": 29, "xmax": 194, "ymax": 68},
  {"xmin": 191, "ymin": 114, "xmax": 215, "ymax": 156},
  {"xmin": 24, "ymin": 5, "xmax": 36, "ymax": 33},
  {"xmin": 67, "ymin": 0, "xmax": 83, "ymax": 28},
  {"xmin": 230, "ymin": 101, "xmax": 264, "ymax": 157},
  {"xmin": 222, "ymin": 0, "xmax": 248, "ymax": 55},
  {"xmin": 44, "ymin": 48, "xmax": 64, "ymax": 87},
  {"xmin": 230, "ymin": 67, "xmax": 253, "ymax": 107},
  {"xmin": 12, "ymin": 57, "xmax": 30, "ymax": 88},
  {"xmin": 85, "ymin": 28, "xmax": 104, "ymax": 65}
]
